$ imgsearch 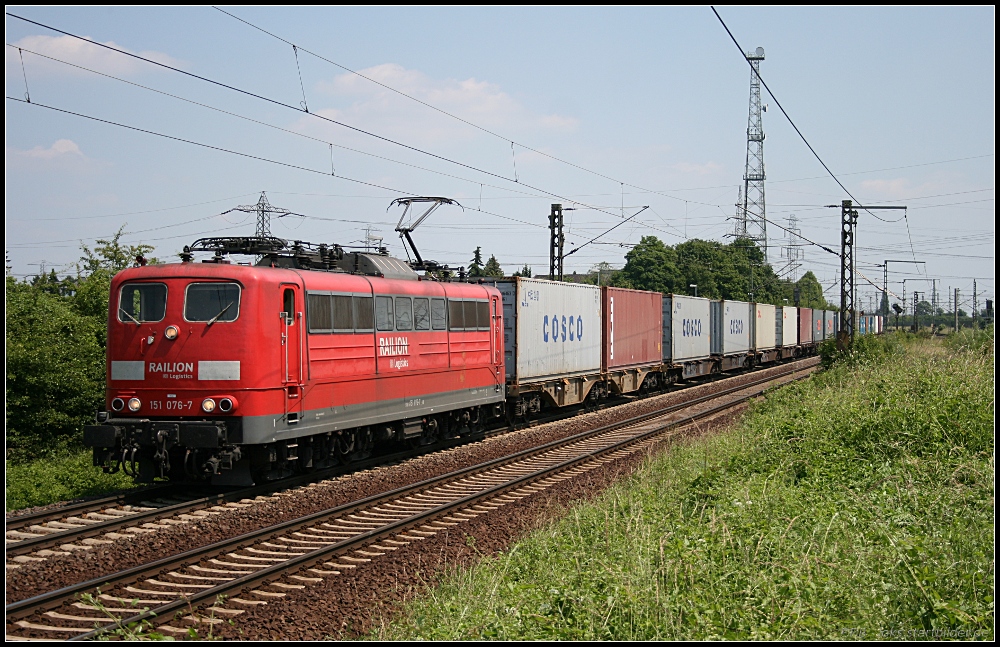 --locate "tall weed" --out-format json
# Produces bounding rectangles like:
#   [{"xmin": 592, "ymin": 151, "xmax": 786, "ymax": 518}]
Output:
[{"xmin": 379, "ymin": 338, "xmax": 994, "ymax": 640}]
